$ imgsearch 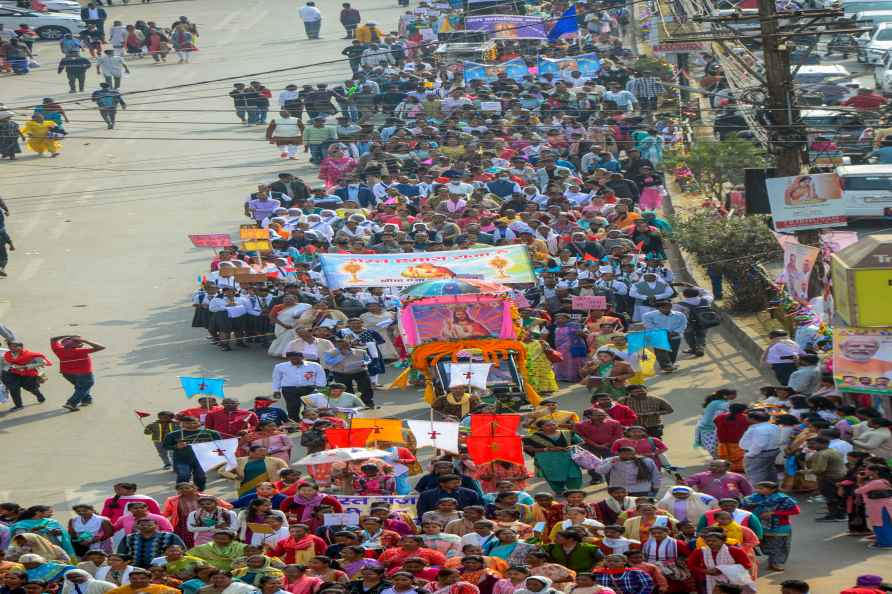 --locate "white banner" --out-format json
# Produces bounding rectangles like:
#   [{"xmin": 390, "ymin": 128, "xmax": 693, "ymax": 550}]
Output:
[
  {"xmin": 449, "ymin": 362, "xmax": 491, "ymax": 390},
  {"xmin": 190, "ymin": 438, "xmax": 239, "ymax": 472}
]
